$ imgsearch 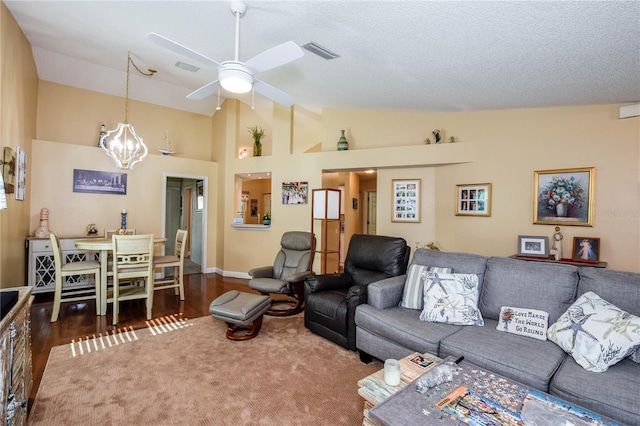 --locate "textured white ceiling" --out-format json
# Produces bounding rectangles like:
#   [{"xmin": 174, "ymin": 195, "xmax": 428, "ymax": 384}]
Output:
[{"xmin": 5, "ymin": 1, "xmax": 640, "ymax": 116}]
